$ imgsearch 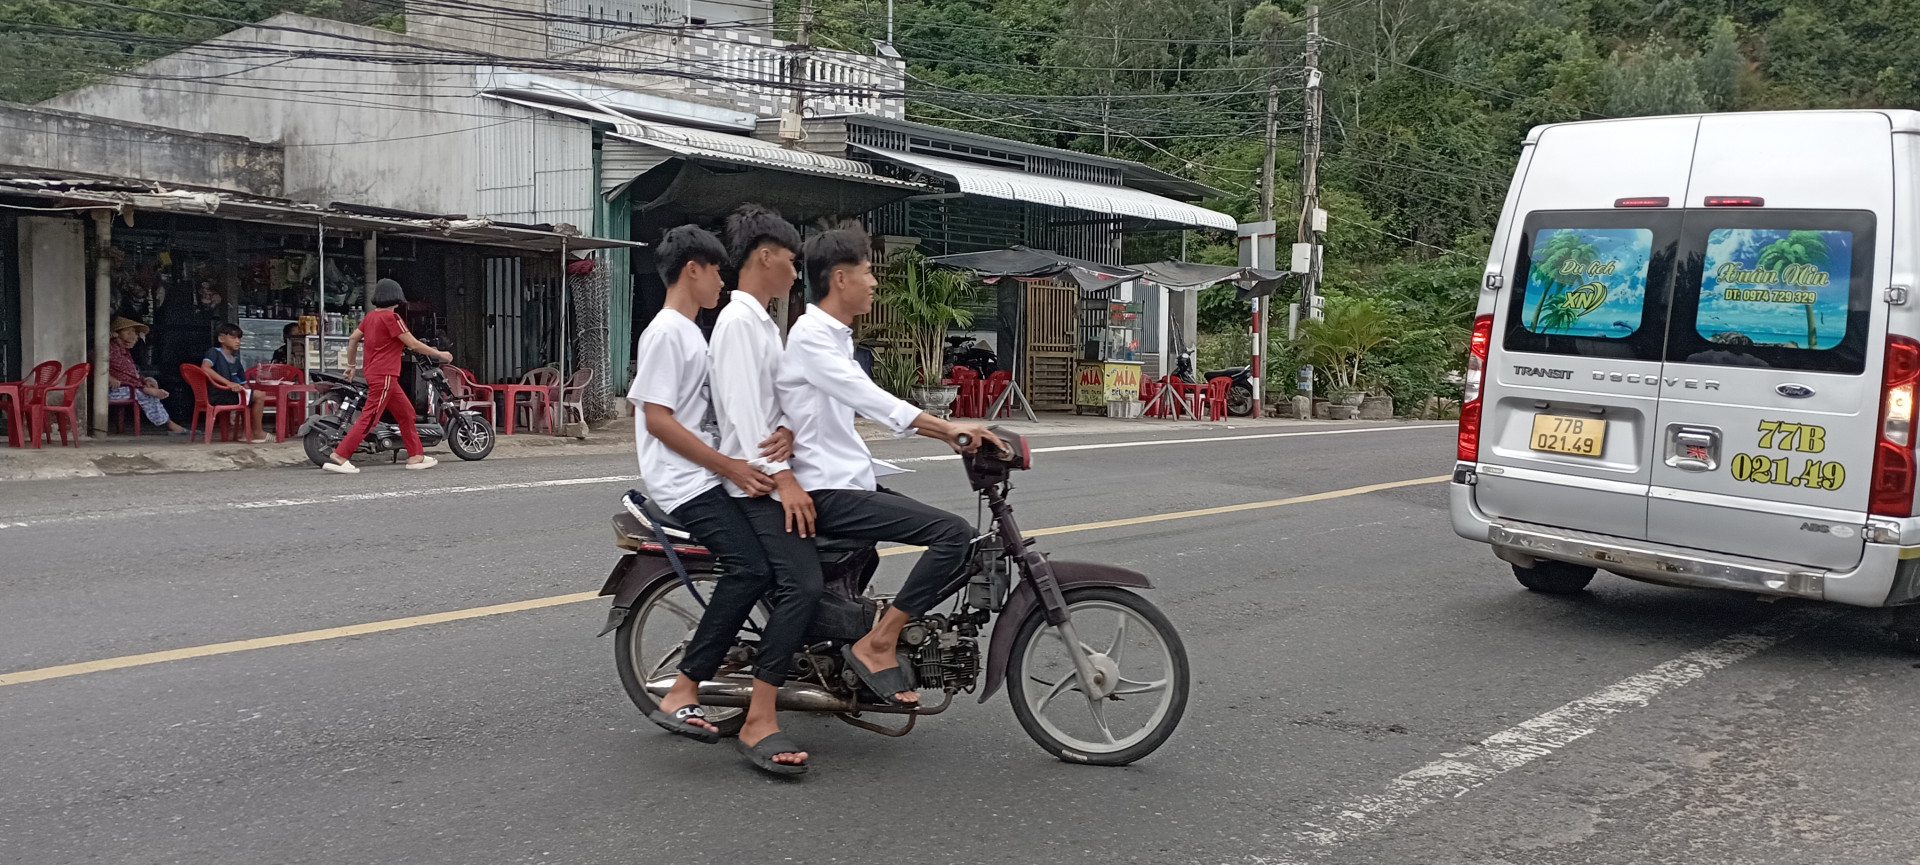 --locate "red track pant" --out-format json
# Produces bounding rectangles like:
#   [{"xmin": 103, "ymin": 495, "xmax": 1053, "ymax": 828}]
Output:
[{"xmin": 333, "ymin": 375, "xmax": 422, "ymax": 460}]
